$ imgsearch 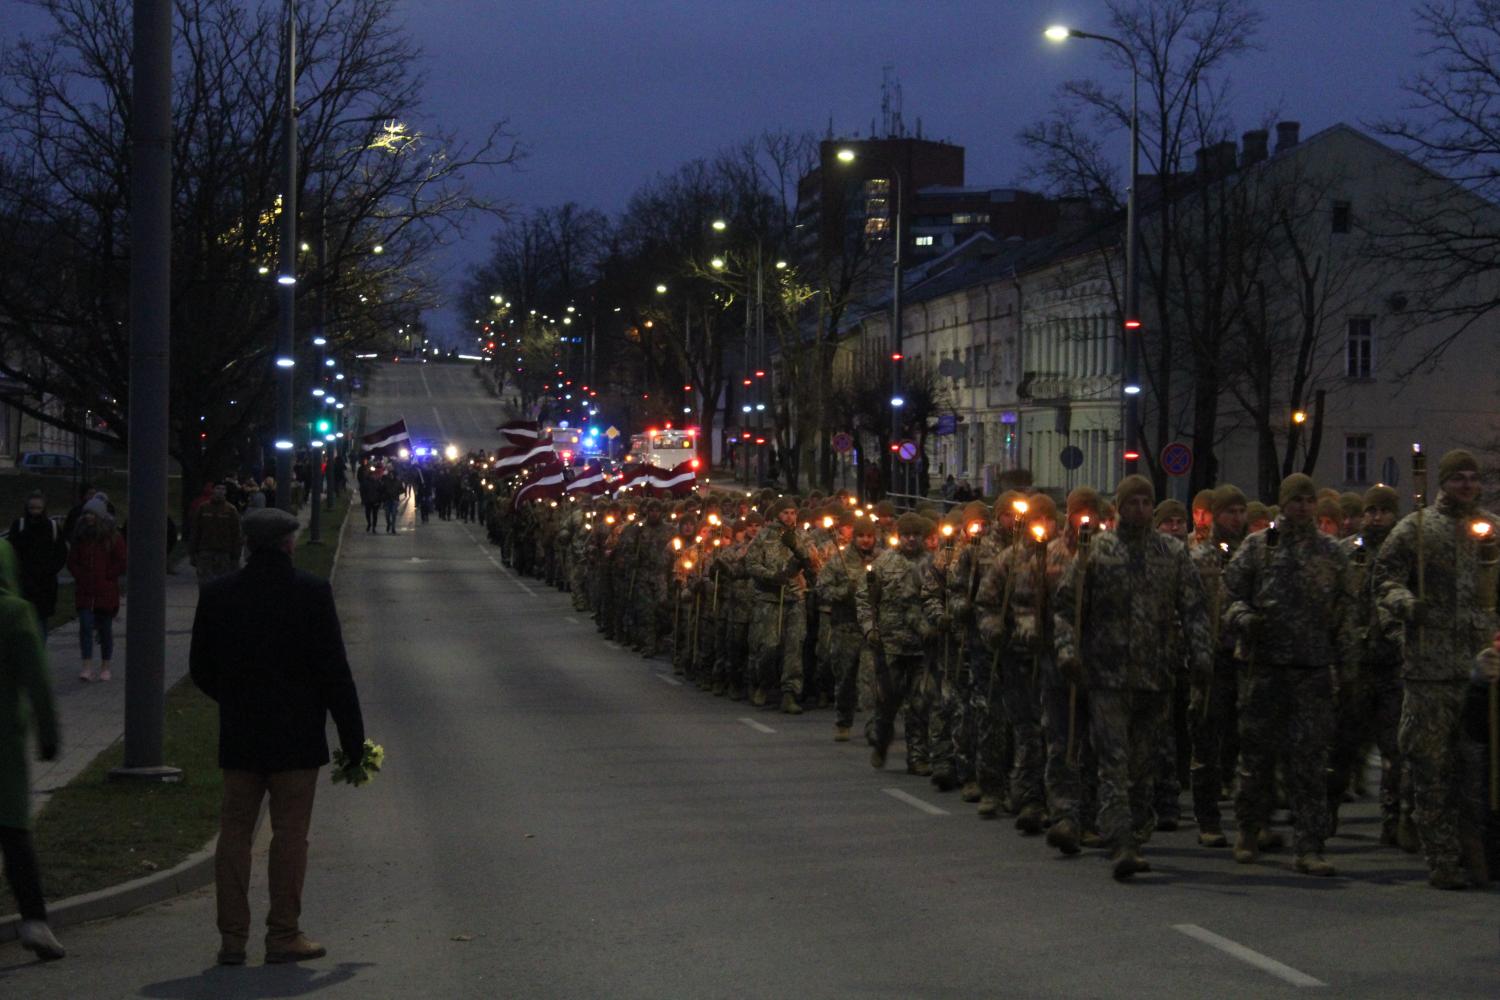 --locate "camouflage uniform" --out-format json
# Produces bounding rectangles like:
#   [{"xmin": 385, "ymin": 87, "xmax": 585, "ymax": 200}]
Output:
[
  {"xmin": 920, "ymin": 537, "xmax": 964, "ymax": 782},
  {"xmin": 856, "ymin": 544, "xmax": 934, "ymax": 766},
  {"xmin": 1187, "ymin": 527, "xmax": 1243, "ymax": 836},
  {"xmin": 949, "ymin": 527, "xmax": 1010, "ymax": 796},
  {"xmin": 1055, "ymin": 521, "xmax": 1213, "ymax": 855},
  {"xmin": 631, "ymin": 514, "xmax": 673, "ymax": 656},
  {"xmin": 1373, "ymin": 492, "xmax": 1499, "ymax": 879},
  {"xmin": 1329, "ymin": 525, "xmax": 1404, "ymax": 838},
  {"xmin": 1043, "ymin": 533, "xmax": 1099, "ymax": 832},
  {"xmin": 1225, "ymin": 517, "xmax": 1355, "ymax": 859},
  {"xmin": 745, "ymin": 518, "xmax": 811, "ymax": 703},
  {"xmin": 718, "ymin": 528, "xmax": 757, "ymax": 698},
  {"xmin": 816, "ymin": 539, "xmax": 876, "ymax": 730}
]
